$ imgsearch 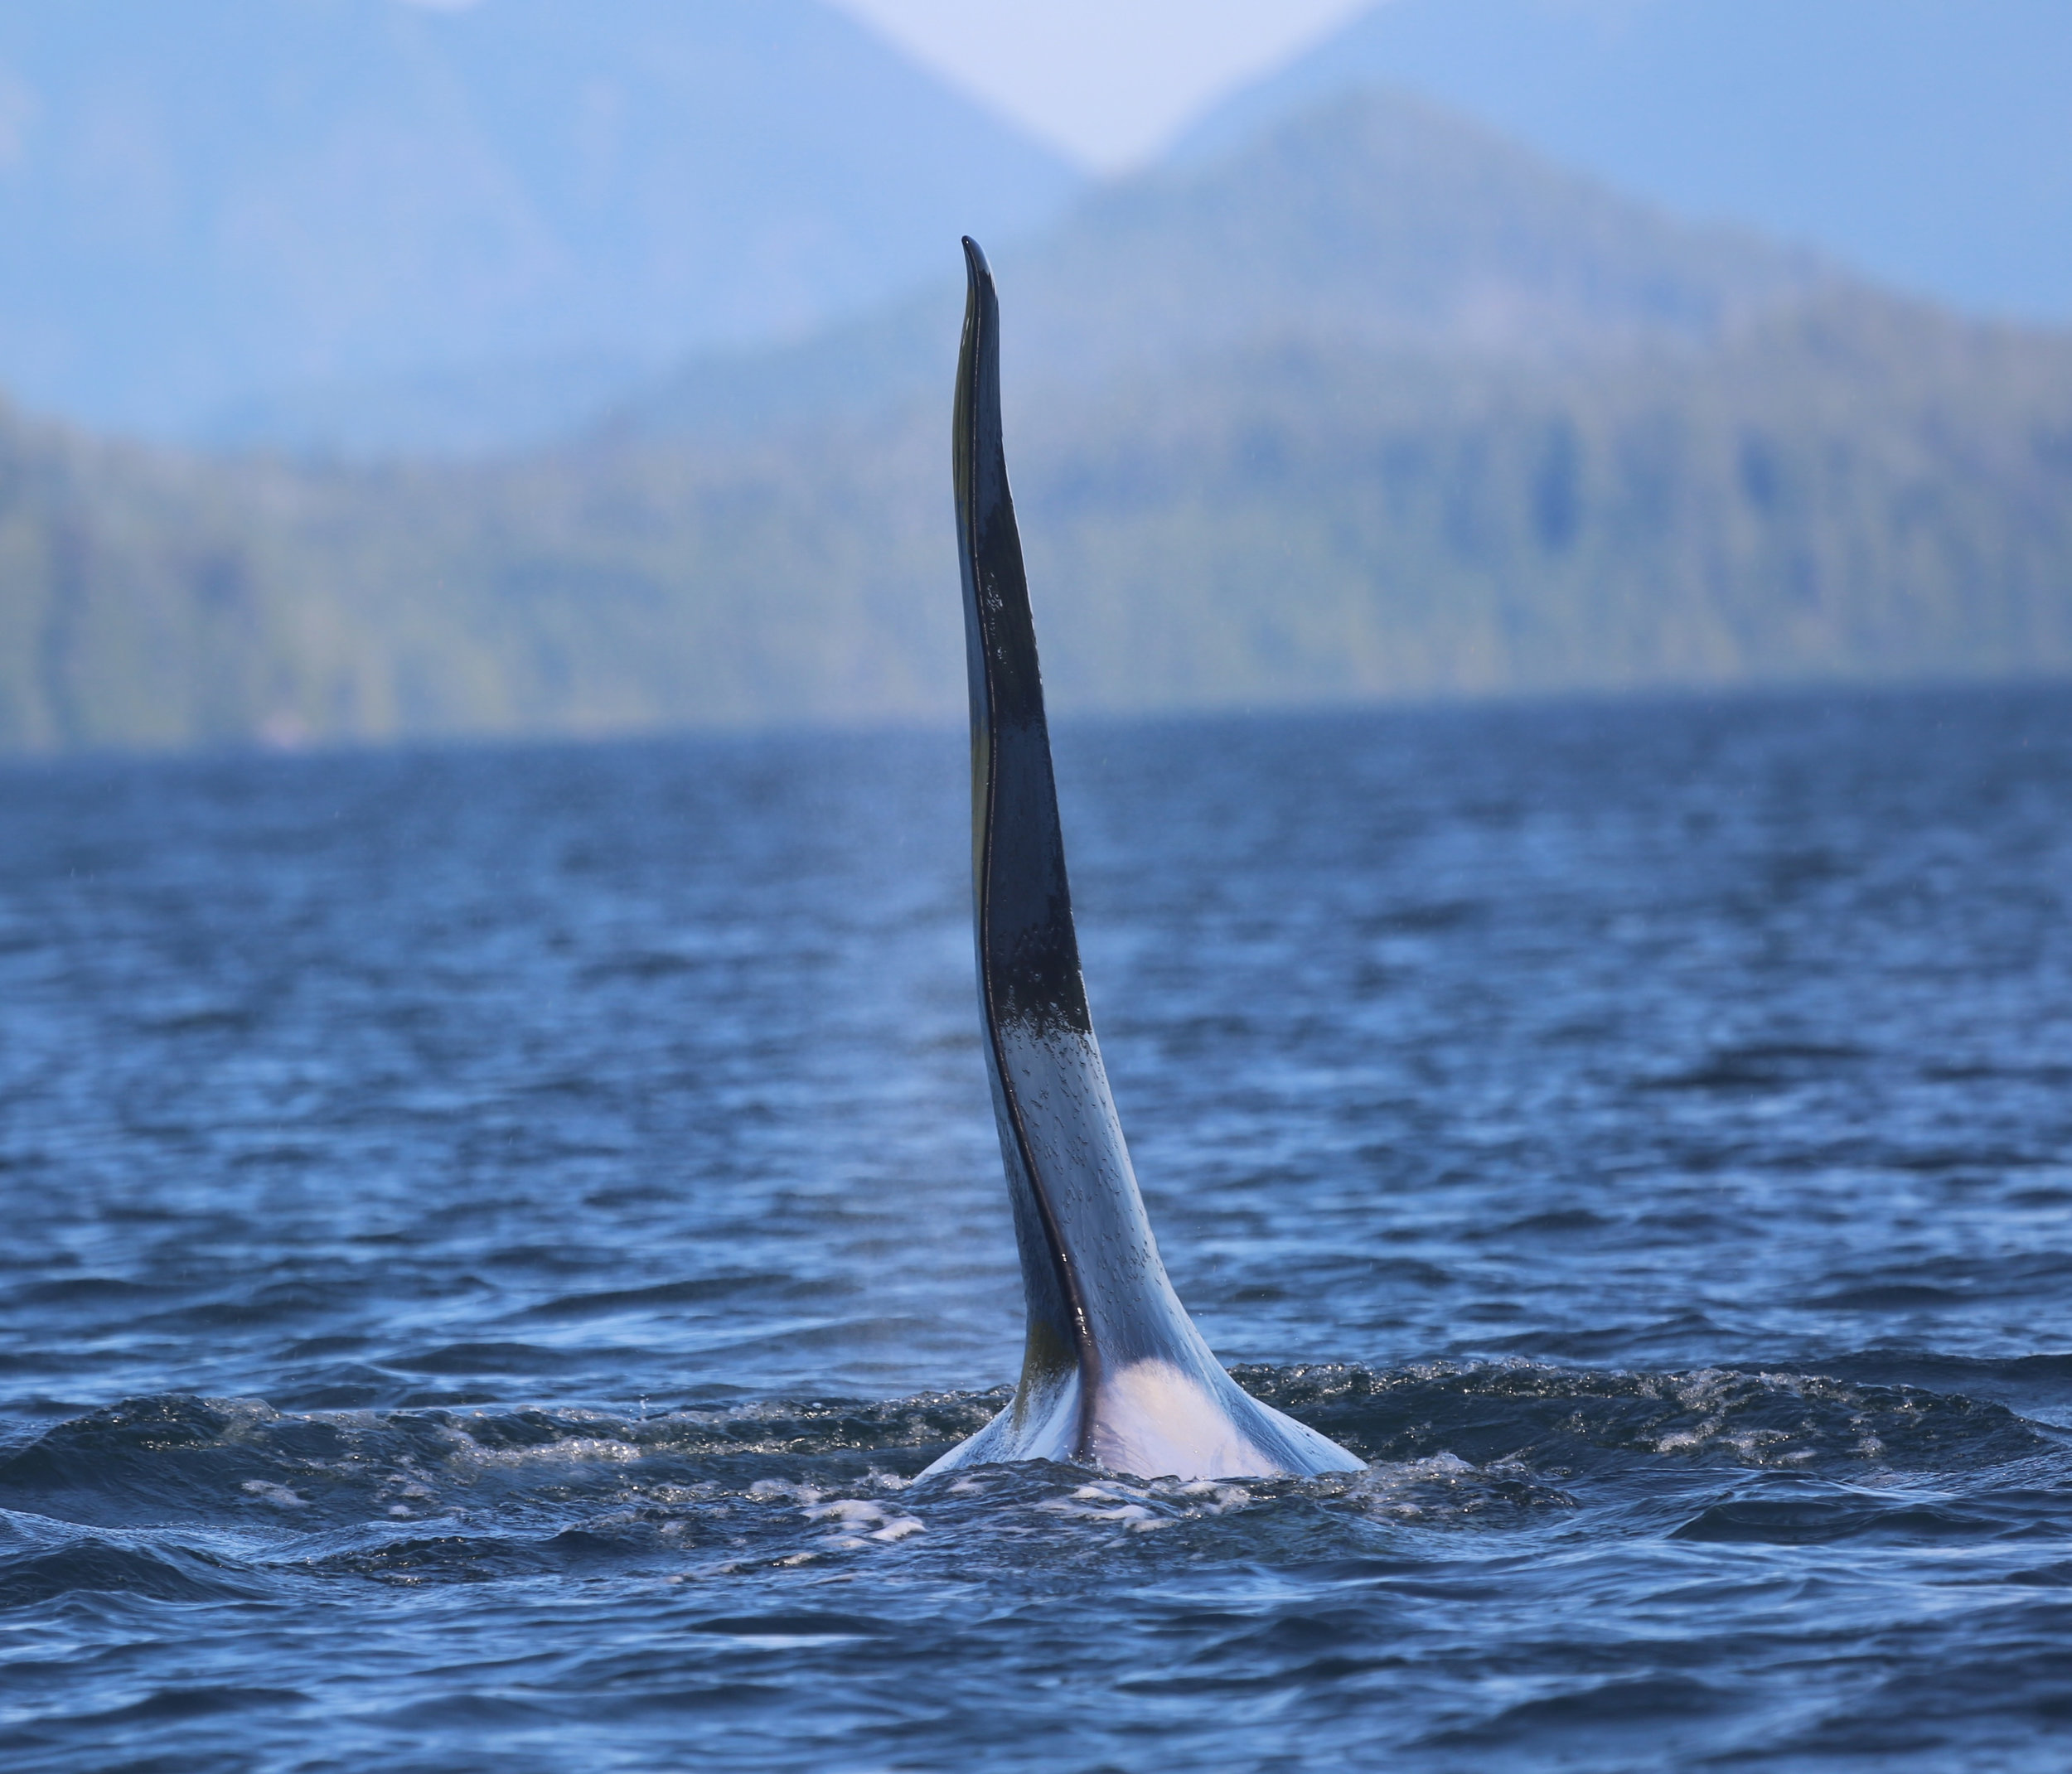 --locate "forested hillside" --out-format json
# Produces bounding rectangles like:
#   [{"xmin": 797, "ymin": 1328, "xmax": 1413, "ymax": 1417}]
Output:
[{"xmin": 3, "ymin": 89, "xmax": 2070, "ymax": 755}]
